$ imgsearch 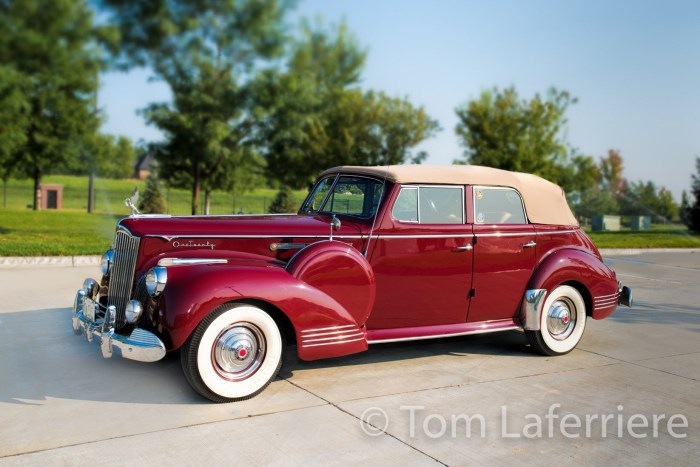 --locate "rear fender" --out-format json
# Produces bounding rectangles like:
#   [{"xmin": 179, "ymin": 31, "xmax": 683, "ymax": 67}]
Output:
[{"xmin": 525, "ymin": 248, "xmax": 619, "ymax": 321}]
